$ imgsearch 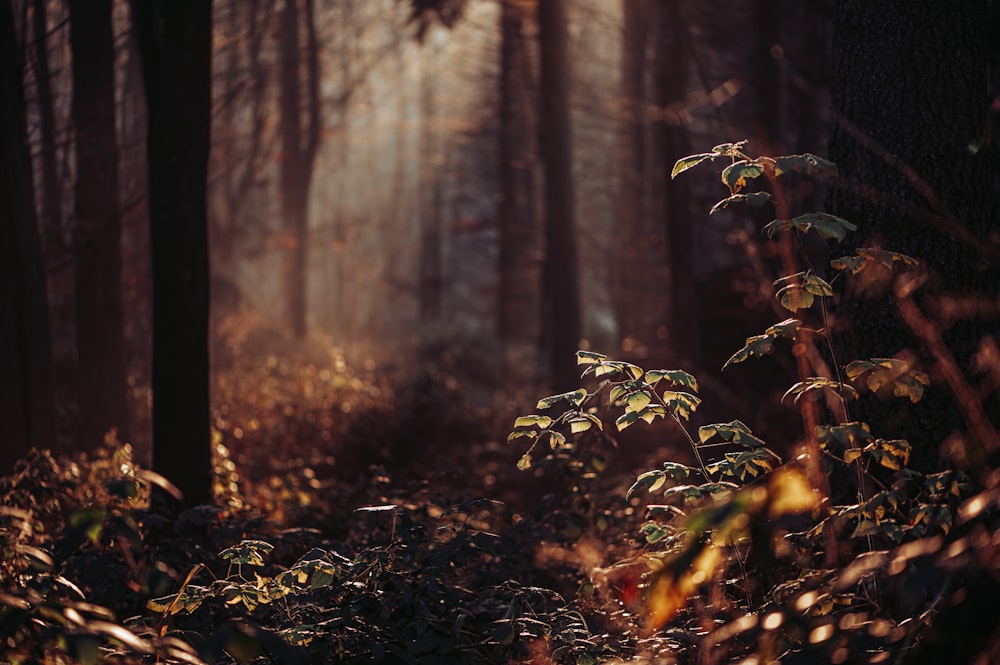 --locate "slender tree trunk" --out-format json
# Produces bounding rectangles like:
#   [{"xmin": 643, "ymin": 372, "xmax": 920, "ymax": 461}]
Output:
[
  {"xmin": 70, "ymin": 0, "xmax": 128, "ymax": 450},
  {"xmin": 31, "ymin": 0, "xmax": 61, "ymax": 245},
  {"xmin": 751, "ymin": 0, "xmax": 786, "ymax": 151},
  {"xmin": 0, "ymin": 0, "xmax": 57, "ymax": 473},
  {"xmin": 655, "ymin": 2, "xmax": 699, "ymax": 367},
  {"xmin": 497, "ymin": 0, "xmax": 541, "ymax": 374},
  {"xmin": 538, "ymin": 0, "xmax": 581, "ymax": 392},
  {"xmin": 611, "ymin": 0, "xmax": 649, "ymax": 353},
  {"xmin": 131, "ymin": 0, "xmax": 213, "ymax": 508},
  {"xmin": 418, "ymin": 39, "xmax": 443, "ymax": 322},
  {"xmin": 827, "ymin": 1, "xmax": 995, "ymax": 468},
  {"xmin": 279, "ymin": 0, "xmax": 321, "ymax": 340}
]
